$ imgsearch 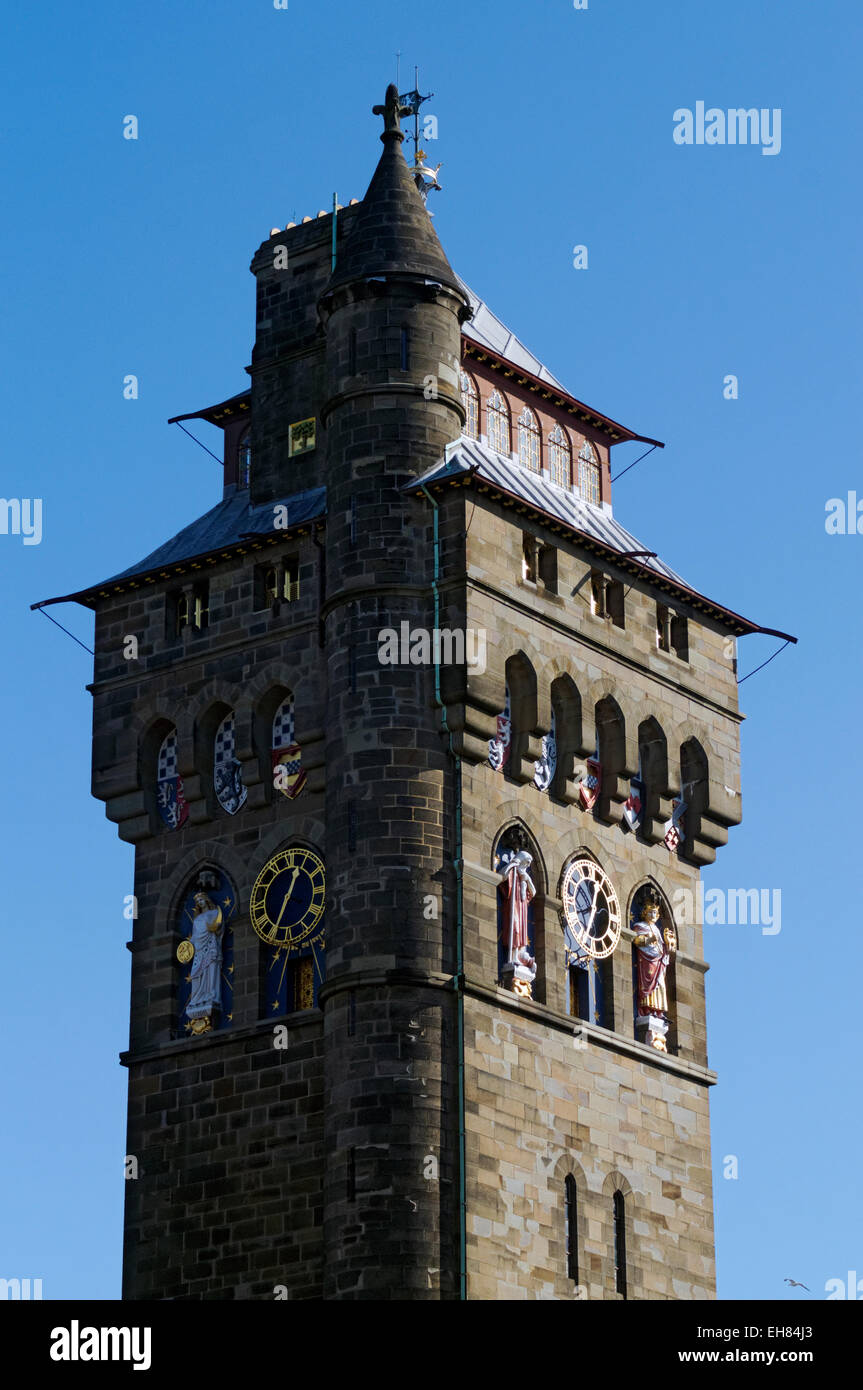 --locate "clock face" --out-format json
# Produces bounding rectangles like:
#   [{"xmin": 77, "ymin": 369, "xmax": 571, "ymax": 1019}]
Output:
[
  {"xmin": 250, "ymin": 847, "xmax": 326, "ymax": 949},
  {"xmin": 560, "ymin": 858, "xmax": 621, "ymax": 960}
]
